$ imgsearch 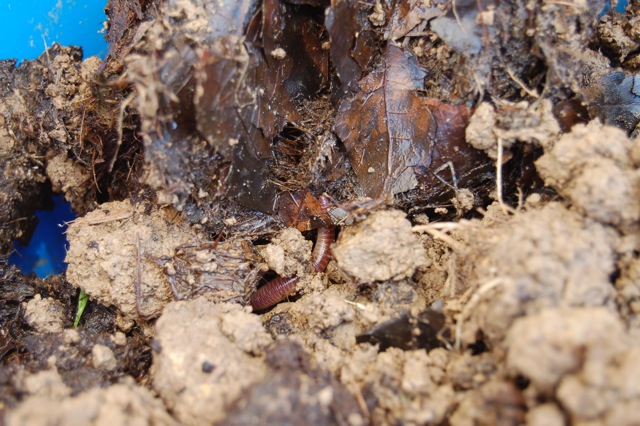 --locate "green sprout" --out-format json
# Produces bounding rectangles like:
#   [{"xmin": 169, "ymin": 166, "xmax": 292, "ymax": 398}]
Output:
[{"xmin": 73, "ymin": 290, "xmax": 89, "ymax": 328}]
